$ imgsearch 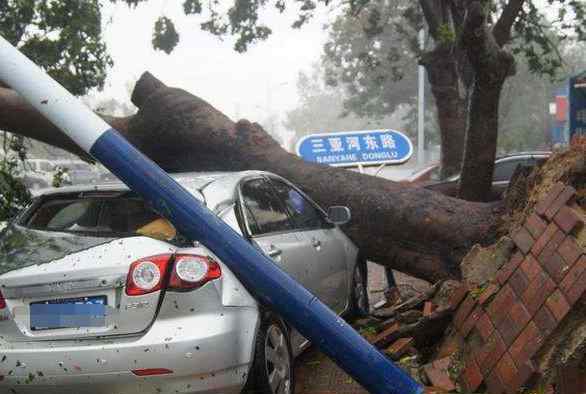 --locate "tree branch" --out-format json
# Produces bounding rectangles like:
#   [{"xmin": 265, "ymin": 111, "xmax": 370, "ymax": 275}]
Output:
[
  {"xmin": 0, "ymin": 87, "xmax": 131, "ymax": 160},
  {"xmin": 493, "ymin": 0, "xmax": 525, "ymax": 47},
  {"xmin": 419, "ymin": 0, "xmax": 442, "ymax": 41}
]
